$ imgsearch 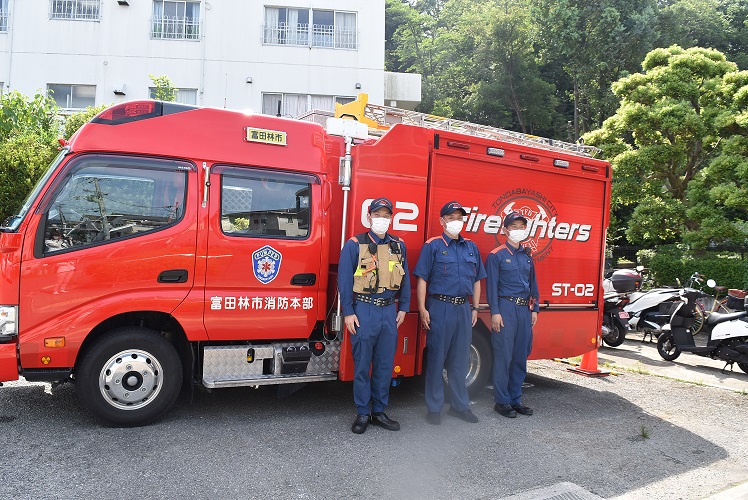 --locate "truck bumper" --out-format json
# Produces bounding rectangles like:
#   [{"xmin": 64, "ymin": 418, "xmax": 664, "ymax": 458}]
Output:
[{"xmin": 0, "ymin": 342, "xmax": 19, "ymax": 383}]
